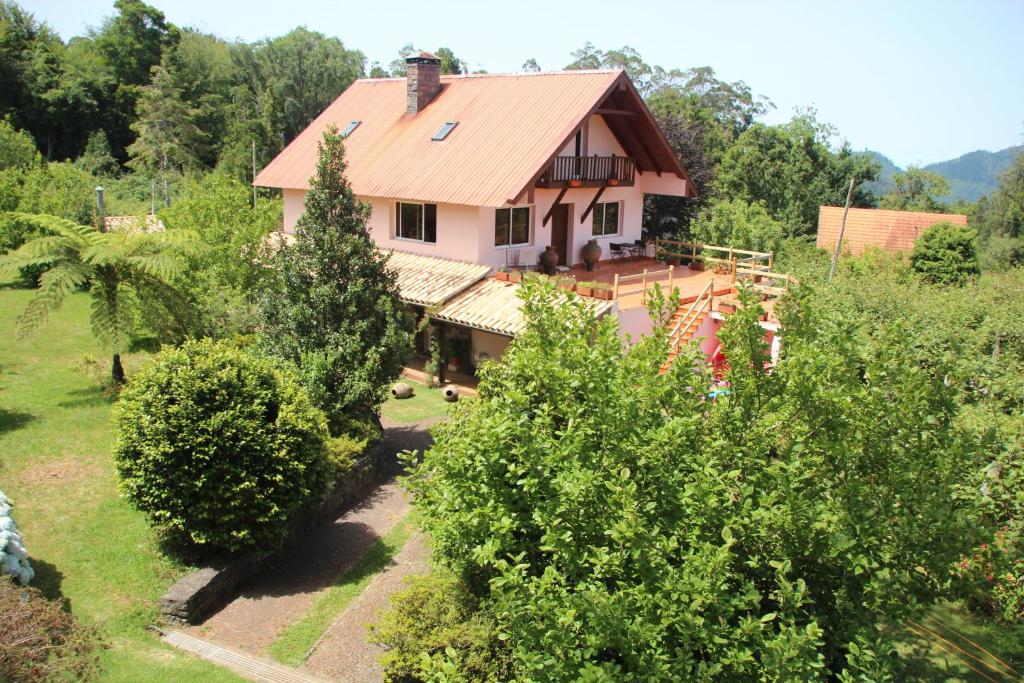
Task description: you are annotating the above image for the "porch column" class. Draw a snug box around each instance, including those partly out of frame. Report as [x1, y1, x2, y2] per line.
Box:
[434, 321, 447, 385]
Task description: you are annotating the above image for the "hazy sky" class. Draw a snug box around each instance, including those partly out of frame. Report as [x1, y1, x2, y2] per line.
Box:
[26, 0, 1024, 167]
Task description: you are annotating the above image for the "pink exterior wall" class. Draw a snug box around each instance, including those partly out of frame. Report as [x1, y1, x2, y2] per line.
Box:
[363, 197, 482, 262]
[616, 304, 656, 343]
[283, 188, 305, 231]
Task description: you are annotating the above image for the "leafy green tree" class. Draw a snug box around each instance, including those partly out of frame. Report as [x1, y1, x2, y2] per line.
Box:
[910, 221, 980, 285]
[114, 339, 333, 554]
[690, 198, 786, 252]
[0, 117, 39, 170]
[387, 43, 417, 77]
[880, 167, 950, 212]
[521, 58, 541, 72]
[404, 279, 981, 679]
[717, 111, 879, 235]
[435, 46, 465, 75]
[0, 214, 195, 383]
[91, 0, 178, 86]
[157, 173, 281, 339]
[259, 127, 412, 433]
[127, 63, 205, 176]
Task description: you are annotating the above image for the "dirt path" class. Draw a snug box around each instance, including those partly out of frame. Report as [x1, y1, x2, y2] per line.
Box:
[187, 417, 439, 657]
[303, 532, 430, 682]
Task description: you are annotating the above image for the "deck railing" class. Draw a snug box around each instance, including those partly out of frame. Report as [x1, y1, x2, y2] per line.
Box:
[537, 155, 636, 187]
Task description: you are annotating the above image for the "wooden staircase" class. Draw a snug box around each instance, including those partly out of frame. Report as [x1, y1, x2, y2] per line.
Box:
[661, 281, 714, 373]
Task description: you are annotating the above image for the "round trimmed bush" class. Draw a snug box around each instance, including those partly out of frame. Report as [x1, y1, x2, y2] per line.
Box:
[114, 339, 333, 554]
[910, 221, 980, 285]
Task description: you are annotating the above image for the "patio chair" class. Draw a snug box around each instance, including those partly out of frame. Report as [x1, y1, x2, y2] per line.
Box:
[609, 242, 627, 260]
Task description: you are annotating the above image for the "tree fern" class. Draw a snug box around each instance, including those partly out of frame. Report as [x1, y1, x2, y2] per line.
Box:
[0, 213, 196, 383]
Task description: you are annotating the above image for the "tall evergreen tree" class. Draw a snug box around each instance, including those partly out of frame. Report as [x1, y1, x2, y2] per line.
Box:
[126, 63, 204, 176]
[259, 127, 413, 433]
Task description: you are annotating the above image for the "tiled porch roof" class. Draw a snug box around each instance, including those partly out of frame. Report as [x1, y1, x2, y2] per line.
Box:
[382, 249, 492, 307]
[434, 277, 615, 337]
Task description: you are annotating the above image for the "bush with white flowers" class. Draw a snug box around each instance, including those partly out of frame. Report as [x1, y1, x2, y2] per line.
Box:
[0, 490, 33, 585]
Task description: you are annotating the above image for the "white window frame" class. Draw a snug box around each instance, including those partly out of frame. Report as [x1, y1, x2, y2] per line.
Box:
[592, 201, 621, 238]
[396, 201, 437, 244]
[494, 205, 533, 249]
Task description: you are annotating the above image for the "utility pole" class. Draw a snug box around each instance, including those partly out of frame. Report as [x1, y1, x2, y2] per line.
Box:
[828, 177, 856, 283]
[96, 186, 106, 233]
[252, 140, 257, 209]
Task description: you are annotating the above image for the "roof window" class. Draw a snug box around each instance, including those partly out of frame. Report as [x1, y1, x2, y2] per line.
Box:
[340, 120, 360, 137]
[431, 121, 458, 141]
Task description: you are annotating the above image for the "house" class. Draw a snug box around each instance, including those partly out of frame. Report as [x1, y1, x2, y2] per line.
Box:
[256, 52, 779, 375]
[817, 206, 968, 256]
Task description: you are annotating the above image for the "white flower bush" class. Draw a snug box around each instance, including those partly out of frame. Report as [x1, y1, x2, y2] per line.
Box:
[0, 490, 33, 585]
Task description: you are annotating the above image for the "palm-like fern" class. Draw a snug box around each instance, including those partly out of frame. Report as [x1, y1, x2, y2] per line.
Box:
[0, 213, 197, 383]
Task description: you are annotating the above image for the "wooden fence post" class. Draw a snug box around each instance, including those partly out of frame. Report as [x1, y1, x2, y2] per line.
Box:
[641, 269, 649, 304]
[667, 264, 674, 293]
[613, 273, 620, 300]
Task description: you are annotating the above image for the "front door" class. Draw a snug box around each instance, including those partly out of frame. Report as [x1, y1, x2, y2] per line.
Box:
[551, 204, 570, 266]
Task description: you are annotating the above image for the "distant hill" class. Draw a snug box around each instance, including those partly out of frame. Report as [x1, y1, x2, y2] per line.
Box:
[857, 146, 1023, 203]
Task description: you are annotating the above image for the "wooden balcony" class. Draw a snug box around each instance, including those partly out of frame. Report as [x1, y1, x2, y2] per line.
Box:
[536, 155, 636, 189]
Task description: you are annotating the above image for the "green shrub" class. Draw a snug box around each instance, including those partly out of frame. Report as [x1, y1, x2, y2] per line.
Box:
[689, 197, 786, 253]
[0, 211, 52, 285]
[114, 339, 333, 554]
[910, 221, 980, 285]
[16, 163, 97, 226]
[980, 234, 1024, 271]
[406, 280, 981, 678]
[370, 571, 512, 682]
[0, 118, 39, 171]
[0, 580, 103, 682]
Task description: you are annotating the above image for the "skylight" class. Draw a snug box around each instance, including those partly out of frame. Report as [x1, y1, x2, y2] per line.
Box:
[431, 121, 458, 141]
[340, 120, 360, 137]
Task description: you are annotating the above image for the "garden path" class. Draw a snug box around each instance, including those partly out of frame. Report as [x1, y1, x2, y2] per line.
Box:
[302, 532, 430, 681]
[185, 417, 440, 658]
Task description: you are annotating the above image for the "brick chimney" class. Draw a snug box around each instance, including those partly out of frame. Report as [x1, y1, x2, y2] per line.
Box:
[406, 51, 441, 114]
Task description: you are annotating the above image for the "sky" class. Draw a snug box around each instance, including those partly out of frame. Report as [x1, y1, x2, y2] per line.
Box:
[25, 0, 1024, 168]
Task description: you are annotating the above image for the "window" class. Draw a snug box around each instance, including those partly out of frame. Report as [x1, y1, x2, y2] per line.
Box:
[592, 201, 620, 237]
[397, 202, 437, 243]
[431, 121, 458, 141]
[495, 207, 531, 247]
[340, 120, 360, 137]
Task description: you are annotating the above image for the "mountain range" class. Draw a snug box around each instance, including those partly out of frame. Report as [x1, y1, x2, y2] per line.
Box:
[859, 146, 1022, 204]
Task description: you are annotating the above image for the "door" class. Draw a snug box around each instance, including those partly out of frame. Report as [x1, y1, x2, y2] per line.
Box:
[551, 204, 570, 266]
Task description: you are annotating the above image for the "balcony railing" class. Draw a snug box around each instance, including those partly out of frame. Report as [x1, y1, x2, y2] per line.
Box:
[536, 155, 636, 188]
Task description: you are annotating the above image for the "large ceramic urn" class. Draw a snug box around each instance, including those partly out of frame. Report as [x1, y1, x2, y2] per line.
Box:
[539, 245, 559, 275]
[581, 239, 602, 271]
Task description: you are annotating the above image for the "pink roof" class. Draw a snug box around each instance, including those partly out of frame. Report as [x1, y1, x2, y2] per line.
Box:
[816, 206, 968, 255]
[255, 70, 689, 207]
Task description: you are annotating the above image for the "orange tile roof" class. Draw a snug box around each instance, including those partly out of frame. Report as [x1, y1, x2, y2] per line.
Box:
[816, 206, 968, 255]
[254, 70, 687, 207]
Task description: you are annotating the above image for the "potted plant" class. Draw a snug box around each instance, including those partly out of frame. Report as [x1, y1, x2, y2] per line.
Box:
[690, 259, 705, 271]
[718, 301, 737, 314]
[592, 282, 613, 300]
[607, 177, 619, 186]
[581, 239, 601, 272]
[507, 270, 522, 284]
[664, 254, 681, 267]
[495, 266, 509, 281]
[568, 178, 582, 188]
[556, 274, 575, 291]
[576, 281, 594, 297]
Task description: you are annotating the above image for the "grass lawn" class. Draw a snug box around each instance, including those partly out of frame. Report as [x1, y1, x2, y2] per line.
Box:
[0, 286, 242, 682]
[380, 379, 454, 423]
[894, 601, 1024, 682]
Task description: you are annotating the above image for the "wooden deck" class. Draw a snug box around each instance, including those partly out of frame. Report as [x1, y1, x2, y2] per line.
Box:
[569, 257, 732, 310]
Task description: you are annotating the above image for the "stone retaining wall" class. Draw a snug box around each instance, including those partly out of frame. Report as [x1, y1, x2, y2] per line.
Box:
[158, 440, 399, 624]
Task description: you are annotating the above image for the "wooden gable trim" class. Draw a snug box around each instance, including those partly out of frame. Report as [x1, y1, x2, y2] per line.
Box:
[542, 187, 568, 227]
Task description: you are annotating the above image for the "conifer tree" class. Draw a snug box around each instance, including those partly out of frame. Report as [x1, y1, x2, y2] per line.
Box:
[259, 126, 413, 433]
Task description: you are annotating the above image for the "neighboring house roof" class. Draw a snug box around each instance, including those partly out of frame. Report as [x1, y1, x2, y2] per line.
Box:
[817, 206, 968, 255]
[433, 277, 615, 337]
[382, 249, 492, 306]
[255, 70, 690, 207]
[104, 215, 165, 233]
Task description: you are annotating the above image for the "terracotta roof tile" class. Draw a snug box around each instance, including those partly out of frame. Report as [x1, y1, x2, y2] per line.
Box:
[816, 206, 968, 255]
[382, 249, 491, 306]
[434, 277, 614, 337]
